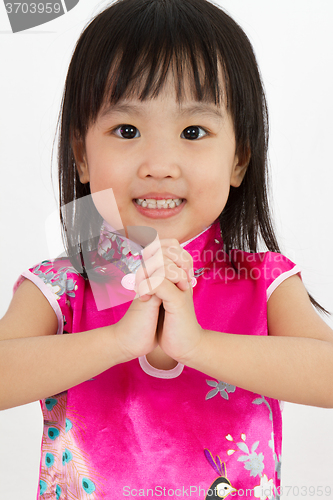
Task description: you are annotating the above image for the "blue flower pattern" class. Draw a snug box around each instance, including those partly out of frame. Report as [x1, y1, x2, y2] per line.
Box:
[237, 440, 265, 477]
[31, 262, 79, 300]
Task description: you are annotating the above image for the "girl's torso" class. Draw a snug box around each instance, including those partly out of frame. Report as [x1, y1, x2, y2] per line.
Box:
[15, 219, 300, 499]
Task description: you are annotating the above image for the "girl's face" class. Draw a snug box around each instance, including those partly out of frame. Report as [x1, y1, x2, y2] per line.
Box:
[74, 73, 248, 244]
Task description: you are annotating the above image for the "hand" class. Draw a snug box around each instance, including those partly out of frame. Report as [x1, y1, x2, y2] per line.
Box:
[113, 292, 162, 362]
[134, 238, 204, 363]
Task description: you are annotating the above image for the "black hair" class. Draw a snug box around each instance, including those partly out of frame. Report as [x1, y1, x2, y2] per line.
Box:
[57, 0, 329, 314]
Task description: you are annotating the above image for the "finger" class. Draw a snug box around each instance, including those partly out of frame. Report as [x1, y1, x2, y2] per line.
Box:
[137, 255, 189, 294]
[138, 271, 193, 311]
[135, 251, 165, 294]
[138, 260, 189, 297]
[165, 246, 194, 283]
[140, 234, 165, 265]
[161, 258, 190, 291]
[143, 239, 194, 283]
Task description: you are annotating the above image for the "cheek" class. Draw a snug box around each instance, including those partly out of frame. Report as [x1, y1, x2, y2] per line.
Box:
[85, 133, 113, 189]
[86, 155, 115, 193]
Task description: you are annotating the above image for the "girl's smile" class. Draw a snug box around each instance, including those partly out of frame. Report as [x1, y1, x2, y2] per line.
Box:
[133, 197, 186, 219]
[74, 74, 249, 244]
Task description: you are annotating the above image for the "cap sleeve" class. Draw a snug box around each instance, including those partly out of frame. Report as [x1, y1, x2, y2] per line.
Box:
[13, 259, 82, 335]
[264, 252, 302, 301]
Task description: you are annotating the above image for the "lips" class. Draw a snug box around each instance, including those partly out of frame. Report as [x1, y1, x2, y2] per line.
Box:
[133, 198, 186, 218]
[133, 192, 185, 200]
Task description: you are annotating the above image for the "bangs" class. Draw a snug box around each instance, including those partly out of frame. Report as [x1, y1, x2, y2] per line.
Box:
[103, 29, 227, 107]
[69, 0, 231, 137]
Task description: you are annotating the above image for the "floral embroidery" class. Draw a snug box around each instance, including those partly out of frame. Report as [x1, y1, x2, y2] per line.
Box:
[237, 439, 264, 477]
[252, 396, 273, 421]
[253, 474, 274, 500]
[32, 262, 79, 300]
[97, 223, 142, 274]
[230, 434, 265, 478]
[205, 380, 236, 400]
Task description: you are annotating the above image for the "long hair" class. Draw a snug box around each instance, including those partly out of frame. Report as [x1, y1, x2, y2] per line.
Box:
[57, 0, 328, 314]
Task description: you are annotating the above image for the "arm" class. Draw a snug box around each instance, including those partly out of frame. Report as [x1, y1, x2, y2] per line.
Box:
[0, 279, 127, 410]
[180, 275, 333, 408]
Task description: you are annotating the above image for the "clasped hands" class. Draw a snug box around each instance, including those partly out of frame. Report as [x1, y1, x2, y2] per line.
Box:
[135, 238, 204, 363]
[114, 237, 204, 365]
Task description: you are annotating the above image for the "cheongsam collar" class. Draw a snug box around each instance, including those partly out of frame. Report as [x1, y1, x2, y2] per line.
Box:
[96, 218, 224, 277]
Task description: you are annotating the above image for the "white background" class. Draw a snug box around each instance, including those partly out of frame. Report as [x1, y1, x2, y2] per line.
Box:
[0, 1, 332, 498]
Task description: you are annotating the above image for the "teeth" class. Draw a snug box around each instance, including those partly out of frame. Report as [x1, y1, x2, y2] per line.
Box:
[136, 198, 183, 209]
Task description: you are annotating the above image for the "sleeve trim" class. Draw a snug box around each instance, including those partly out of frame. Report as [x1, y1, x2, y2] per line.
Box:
[266, 264, 302, 302]
[14, 270, 64, 335]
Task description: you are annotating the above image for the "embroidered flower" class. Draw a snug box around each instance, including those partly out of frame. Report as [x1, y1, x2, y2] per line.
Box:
[244, 452, 264, 477]
[32, 264, 79, 299]
[237, 439, 265, 477]
[205, 380, 236, 400]
[253, 474, 274, 500]
[97, 225, 142, 274]
[98, 234, 113, 254]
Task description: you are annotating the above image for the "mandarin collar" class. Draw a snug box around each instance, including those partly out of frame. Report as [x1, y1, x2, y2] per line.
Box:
[180, 219, 224, 271]
[96, 218, 224, 275]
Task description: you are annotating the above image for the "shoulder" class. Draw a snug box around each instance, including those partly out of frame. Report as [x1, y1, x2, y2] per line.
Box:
[0, 257, 82, 341]
[228, 249, 301, 298]
[267, 272, 333, 341]
[13, 257, 84, 335]
[19, 258, 83, 298]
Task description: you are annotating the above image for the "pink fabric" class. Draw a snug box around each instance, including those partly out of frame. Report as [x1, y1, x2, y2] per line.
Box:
[15, 219, 301, 499]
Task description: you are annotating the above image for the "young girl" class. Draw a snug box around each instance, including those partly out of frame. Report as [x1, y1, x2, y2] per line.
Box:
[1, 0, 333, 498]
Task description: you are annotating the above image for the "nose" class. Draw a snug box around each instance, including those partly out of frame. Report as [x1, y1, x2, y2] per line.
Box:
[136, 138, 182, 179]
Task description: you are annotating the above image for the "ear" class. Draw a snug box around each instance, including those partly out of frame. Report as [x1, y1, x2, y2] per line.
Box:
[71, 134, 90, 184]
[230, 145, 251, 188]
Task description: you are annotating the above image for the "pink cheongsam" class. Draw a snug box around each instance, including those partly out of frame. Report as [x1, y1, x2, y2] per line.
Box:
[14, 218, 301, 499]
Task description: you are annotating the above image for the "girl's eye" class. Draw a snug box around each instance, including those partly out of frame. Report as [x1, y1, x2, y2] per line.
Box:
[113, 125, 140, 139]
[112, 125, 208, 140]
[181, 126, 208, 140]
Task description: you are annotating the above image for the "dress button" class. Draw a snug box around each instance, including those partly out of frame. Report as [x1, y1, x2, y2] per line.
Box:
[121, 273, 136, 290]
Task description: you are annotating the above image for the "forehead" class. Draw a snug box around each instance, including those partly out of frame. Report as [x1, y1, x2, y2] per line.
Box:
[100, 61, 227, 120]
[99, 100, 226, 126]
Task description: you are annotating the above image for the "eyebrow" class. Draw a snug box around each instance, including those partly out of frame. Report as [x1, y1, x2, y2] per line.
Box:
[100, 102, 224, 121]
